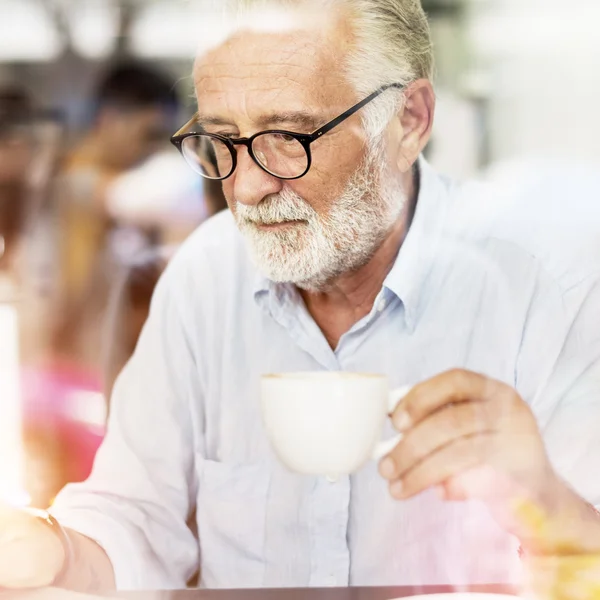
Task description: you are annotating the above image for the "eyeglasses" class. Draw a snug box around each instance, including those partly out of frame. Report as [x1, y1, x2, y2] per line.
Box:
[170, 83, 404, 181]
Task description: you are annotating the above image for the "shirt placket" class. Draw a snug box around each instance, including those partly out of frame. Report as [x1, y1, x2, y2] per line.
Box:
[262, 284, 363, 587]
[308, 475, 351, 587]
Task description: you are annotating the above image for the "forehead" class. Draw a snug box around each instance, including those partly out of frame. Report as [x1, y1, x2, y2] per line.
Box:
[193, 21, 355, 119]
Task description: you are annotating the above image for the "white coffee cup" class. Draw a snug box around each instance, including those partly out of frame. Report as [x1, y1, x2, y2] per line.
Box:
[260, 371, 411, 476]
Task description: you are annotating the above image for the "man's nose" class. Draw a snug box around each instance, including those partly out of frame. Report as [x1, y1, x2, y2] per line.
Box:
[231, 145, 282, 207]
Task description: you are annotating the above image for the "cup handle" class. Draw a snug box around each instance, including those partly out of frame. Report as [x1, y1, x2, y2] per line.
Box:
[371, 385, 412, 461]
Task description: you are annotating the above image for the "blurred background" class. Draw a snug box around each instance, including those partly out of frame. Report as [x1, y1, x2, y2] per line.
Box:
[0, 0, 599, 508]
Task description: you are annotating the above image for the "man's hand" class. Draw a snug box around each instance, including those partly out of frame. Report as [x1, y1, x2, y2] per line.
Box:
[378, 369, 600, 553]
[0, 504, 65, 589]
[379, 369, 552, 501]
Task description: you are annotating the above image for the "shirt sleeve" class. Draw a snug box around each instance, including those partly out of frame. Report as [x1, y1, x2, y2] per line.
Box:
[521, 277, 600, 507]
[50, 260, 201, 590]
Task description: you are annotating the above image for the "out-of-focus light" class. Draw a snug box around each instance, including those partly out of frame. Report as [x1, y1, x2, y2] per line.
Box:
[0, 0, 62, 62]
[130, 0, 331, 61]
[66, 390, 107, 434]
[130, 2, 205, 59]
[469, 3, 600, 57]
[68, 2, 119, 60]
[1, 490, 31, 509]
[106, 151, 206, 228]
[0, 302, 25, 504]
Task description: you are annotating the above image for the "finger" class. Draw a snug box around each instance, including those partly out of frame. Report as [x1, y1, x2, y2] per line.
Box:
[391, 369, 511, 430]
[388, 433, 495, 499]
[381, 401, 498, 480]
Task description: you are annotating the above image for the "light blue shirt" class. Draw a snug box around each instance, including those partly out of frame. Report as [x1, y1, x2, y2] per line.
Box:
[52, 158, 600, 590]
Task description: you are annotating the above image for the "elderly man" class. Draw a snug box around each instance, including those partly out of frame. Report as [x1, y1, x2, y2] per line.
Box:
[2, 0, 600, 592]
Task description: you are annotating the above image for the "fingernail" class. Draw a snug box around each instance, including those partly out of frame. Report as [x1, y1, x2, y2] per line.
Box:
[379, 457, 396, 479]
[390, 480, 404, 498]
[394, 410, 412, 431]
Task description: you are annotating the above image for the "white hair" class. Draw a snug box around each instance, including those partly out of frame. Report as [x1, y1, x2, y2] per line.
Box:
[215, 0, 434, 142]
[341, 0, 434, 141]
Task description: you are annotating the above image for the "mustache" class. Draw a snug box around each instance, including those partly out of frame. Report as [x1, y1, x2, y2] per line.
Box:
[235, 191, 316, 225]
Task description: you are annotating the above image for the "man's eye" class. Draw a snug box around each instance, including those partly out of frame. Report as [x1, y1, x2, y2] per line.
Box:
[275, 134, 296, 143]
[204, 132, 236, 139]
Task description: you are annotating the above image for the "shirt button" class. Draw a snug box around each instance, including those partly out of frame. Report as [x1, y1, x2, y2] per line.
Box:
[377, 299, 387, 313]
[326, 474, 339, 483]
[326, 575, 337, 587]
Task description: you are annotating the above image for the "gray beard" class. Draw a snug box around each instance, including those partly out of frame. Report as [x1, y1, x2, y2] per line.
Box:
[234, 149, 407, 291]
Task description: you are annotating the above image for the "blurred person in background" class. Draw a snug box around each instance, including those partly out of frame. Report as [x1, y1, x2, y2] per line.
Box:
[0, 85, 64, 358]
[0, 87, 69, 509]
[104, 172, 227, 404]
[0, 87, 35, 278]
[52, 62, 179, 371]
[22, 64, 181, 507]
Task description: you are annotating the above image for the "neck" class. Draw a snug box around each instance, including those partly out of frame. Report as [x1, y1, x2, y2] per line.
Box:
[300, 167, 418, 349]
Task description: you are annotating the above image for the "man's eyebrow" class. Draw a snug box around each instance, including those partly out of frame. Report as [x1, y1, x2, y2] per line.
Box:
[195, 115, 234, 128]
[195, 111, 324, 132]
[255, 111, 324, 131]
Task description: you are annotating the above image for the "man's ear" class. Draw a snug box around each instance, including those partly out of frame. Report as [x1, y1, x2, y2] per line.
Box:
[389, 79, 436, 174]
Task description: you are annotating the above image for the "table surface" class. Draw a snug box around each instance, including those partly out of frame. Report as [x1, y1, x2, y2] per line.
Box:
[0, 585, 519, 600]
[111, 585, 518, 600]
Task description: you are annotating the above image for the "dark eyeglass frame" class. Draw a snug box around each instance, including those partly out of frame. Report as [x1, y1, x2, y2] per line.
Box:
[170, 82, 404, 181]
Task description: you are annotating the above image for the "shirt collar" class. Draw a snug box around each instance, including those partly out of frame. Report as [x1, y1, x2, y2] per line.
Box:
[383, 156, 450, 331]
[253, 273, 293, 322]
[253, 156, 451, 330]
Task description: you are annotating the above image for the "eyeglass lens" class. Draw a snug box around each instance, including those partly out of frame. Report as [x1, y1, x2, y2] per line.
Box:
[181, 132, 309, 180]
[181, 135, 233, 179]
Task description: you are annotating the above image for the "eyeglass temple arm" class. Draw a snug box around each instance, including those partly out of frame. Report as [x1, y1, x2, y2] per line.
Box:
[310, 83, 405, 140]
[172, 112, 200, 138]
[173, 82, 404, 140]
